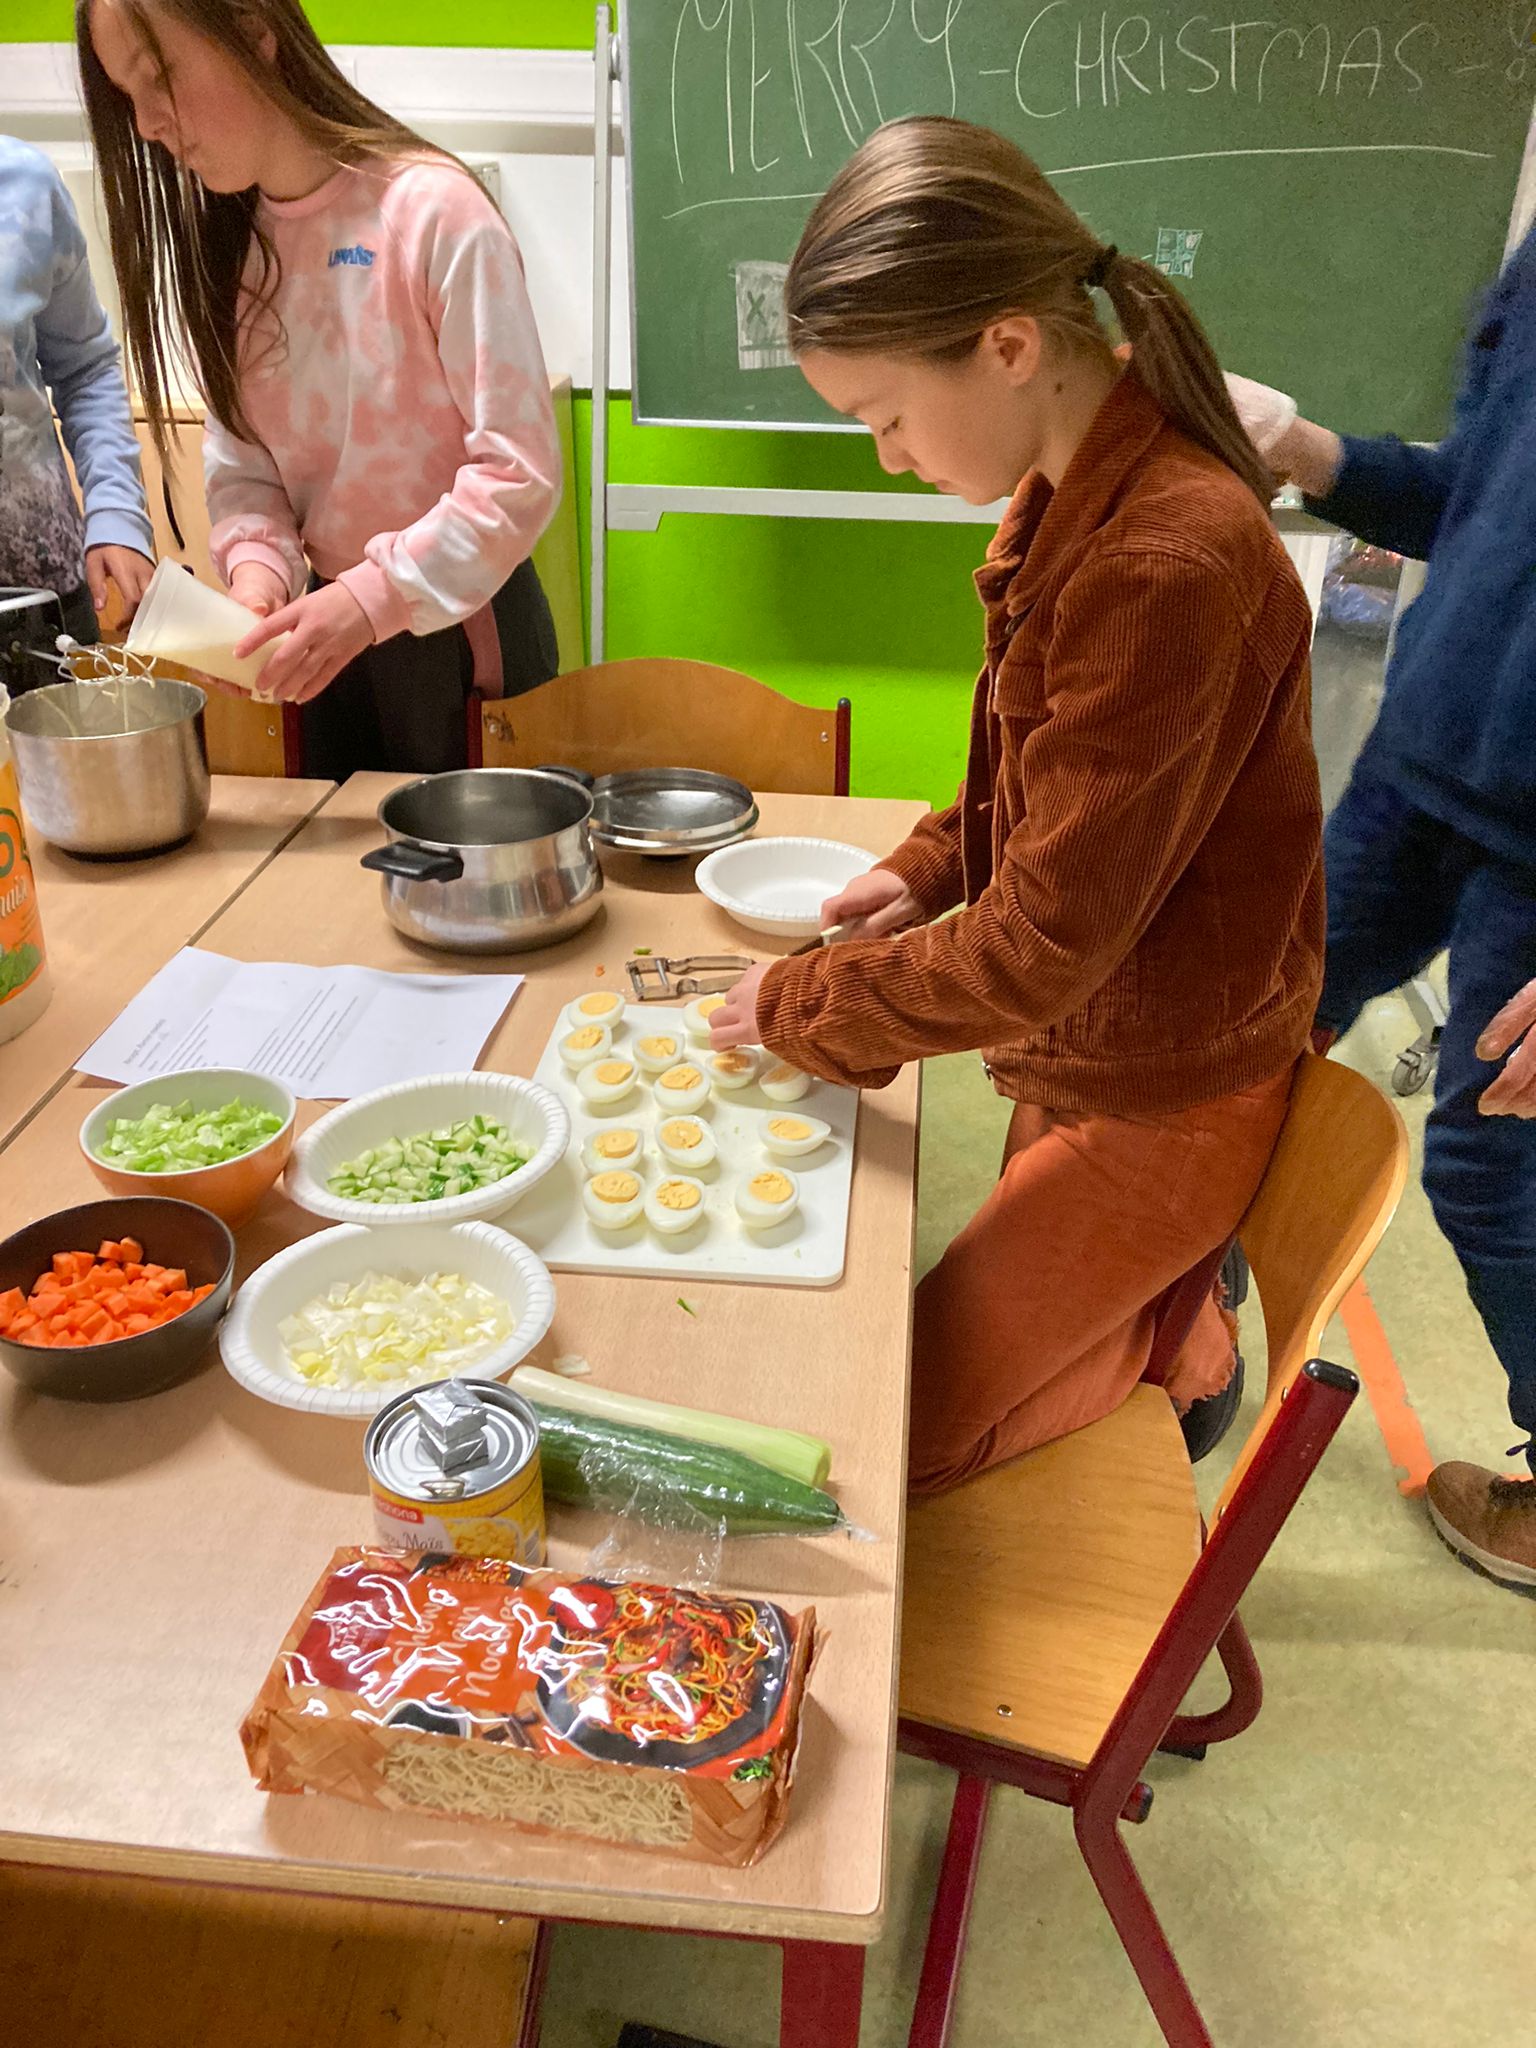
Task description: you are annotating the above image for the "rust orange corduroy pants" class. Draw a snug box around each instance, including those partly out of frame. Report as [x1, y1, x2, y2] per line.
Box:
[908, 1064, 1296, 1495]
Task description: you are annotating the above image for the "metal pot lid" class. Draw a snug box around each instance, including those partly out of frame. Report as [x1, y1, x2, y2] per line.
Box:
[588, 768, 757, 847]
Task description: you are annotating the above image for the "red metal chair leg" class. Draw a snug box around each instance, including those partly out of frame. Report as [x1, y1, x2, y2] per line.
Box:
[908, 1773, 992, 2048]
[514, 1918, 554, 2048]
[780, 1938, 865, 2048]
[1073, 1807, 1213, 2048]
[1162, 1609, 1264, 1754]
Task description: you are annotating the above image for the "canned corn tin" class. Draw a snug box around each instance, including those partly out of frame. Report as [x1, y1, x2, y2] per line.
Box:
[364, 1378, 546, 1565]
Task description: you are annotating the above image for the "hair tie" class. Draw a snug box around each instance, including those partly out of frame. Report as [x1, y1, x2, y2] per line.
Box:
[1084, 244, 1119, 290]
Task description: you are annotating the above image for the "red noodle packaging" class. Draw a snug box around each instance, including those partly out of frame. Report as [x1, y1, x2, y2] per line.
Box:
[241, 1548, 816, 1867]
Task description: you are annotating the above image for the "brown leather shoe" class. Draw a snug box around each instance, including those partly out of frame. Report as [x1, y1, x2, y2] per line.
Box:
[1426, 1461, 1536, 1594]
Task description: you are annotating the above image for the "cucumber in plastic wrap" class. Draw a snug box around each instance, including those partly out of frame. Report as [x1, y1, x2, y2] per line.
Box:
[529, 1400, 846, 1536]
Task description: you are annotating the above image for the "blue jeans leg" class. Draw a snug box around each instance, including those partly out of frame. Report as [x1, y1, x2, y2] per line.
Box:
[1317, 760, 1470, 1035]
[1422, 859, 1536, 1470]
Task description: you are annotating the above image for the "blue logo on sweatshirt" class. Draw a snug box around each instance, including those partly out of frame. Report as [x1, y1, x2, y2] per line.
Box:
[328, 244, 375, 269]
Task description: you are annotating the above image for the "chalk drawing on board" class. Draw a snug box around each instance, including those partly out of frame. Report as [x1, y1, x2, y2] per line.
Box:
[1154, 228, 1204, 279]
[733, 259, 794, 371]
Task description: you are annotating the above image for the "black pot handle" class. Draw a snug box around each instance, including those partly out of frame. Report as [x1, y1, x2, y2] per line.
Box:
[538, 763, 595, 791]
[362, 841, 465, 884]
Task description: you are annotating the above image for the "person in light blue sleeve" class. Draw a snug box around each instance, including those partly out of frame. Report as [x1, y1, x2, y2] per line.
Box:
[1, 134, 155, 646]
[1228, 219, 1536, 1596]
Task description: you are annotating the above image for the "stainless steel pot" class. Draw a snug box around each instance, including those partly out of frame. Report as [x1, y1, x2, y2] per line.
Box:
[363, 768, 603, 954]
[5, 675, 210, 858]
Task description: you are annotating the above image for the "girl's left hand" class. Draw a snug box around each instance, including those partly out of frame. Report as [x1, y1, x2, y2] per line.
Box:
[234, 582, 374, 703]
[709, 963, 770, 1050]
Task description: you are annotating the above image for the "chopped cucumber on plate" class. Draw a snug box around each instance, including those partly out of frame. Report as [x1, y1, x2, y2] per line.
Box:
[327, 1113, 532, 1204]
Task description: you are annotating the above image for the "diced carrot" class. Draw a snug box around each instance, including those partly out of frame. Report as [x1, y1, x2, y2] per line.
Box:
[157, 1268, 188, 1294]
[123, 1313, 153, 1333]
[121, 1263, 144, 1282]
[190, 1284, 215, 1306]
[8, 1241, 210, 1347]
[97, 1240, 122, 1263]
[161, 1289, 195, 1313]
[117, 1237, 143, 1264]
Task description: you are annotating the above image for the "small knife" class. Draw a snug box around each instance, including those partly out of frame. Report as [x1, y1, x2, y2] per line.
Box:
[786, 922, 847, 959]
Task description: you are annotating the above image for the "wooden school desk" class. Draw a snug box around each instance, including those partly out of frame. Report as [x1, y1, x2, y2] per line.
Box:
[0, 775, 927, 2048]
[1, 775, 333, 1150]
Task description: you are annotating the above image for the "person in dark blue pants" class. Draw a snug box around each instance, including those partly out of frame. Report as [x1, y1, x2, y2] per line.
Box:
[1229, 220, 1536, 1594]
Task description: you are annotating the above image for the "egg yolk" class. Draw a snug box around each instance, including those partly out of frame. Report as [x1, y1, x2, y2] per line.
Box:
[591, 1171, 640, 1204]
[769, 1117, 812, 1142]
[765, 1064, 799, 1085]
[593, 1061, 632, 1086]
[566, 1026, 604, 1050]
[656, 1179, 702, 1211]
[696, 996, 724, 1017]
[595, 1128, 639, 1157]
[579, 993, 619, 1016]
[749, 1172, 794, 1206]
[640, 1035, 678, 1060]
[661, 1066, 704, 1090]
[713, 1051, 753, 1074]
[660, 1119, 703, 1149]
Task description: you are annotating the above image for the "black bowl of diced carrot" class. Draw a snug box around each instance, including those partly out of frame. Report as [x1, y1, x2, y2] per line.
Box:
[0, 1198, 236, 1401]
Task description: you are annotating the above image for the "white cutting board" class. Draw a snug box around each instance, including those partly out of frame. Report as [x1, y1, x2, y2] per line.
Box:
[507, 1006, 858, 1288]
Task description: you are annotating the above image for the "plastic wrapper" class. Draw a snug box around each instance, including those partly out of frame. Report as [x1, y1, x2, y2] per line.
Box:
[242, 1547, 815, 1868]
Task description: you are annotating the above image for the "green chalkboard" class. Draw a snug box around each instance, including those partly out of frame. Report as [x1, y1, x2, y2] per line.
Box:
[623, 2, 1535, 437]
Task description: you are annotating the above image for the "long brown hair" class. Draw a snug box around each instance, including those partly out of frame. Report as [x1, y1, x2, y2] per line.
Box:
[76, 0, 460, 461]
[786, 117, 1274, 507]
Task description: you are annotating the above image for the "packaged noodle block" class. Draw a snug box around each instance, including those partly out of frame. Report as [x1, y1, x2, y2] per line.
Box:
[242, 1548, 816, 1869]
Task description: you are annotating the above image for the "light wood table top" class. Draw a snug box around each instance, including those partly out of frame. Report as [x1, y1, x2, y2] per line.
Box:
[1, 776, 332, 1150]
[0, 775, 927, 1946]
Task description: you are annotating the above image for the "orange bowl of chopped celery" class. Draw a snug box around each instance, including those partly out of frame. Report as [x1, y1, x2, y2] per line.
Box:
[80, 1069, 297, 1229]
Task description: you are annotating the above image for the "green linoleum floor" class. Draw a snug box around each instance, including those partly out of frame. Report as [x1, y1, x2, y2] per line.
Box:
[539, 995, 1536, 2048]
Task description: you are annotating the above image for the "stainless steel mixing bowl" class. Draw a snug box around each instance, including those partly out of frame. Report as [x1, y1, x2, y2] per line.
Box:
[5, 675, 210, 858]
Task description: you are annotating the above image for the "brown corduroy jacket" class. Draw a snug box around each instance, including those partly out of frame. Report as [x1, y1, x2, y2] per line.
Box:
[757, 374, 1325, 1117]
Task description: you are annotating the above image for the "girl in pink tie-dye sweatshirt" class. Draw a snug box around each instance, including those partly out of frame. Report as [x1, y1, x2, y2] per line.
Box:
[78, 0, 562, 777]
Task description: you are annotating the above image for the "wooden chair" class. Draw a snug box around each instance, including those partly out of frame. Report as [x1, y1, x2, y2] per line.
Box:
[897, 1054, 1410, 2048]
[474, 657, 852, 795]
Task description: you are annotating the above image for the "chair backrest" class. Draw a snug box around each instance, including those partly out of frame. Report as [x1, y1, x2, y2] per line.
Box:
[477, 658, 851, 796]
[1216, 1053, 1410, 1516]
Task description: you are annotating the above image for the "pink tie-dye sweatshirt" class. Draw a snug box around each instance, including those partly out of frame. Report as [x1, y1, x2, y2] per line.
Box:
[206, 155, 560, 648]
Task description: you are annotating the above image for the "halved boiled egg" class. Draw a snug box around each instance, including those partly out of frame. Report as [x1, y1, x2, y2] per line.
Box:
[558, 1021, 613, 1070]
[761, 1112, 832, 1160]
[709, 1046, 759, 1093]
[653, 1063, 711, 1116]
[582, 1125, 643, 1175]
[735, 1167, 800, 1230]
[581, 1168, 644, 1230]
[577, 1057, 639, 1108]
[655, 1116, 718, 1171]
[760, 1060, 811, 1104]
[564, 988, 626, 1033]
[645, 1175, 707, 1236]
[633, 1029, 684, 1075]
[684, 993, 728, 1043]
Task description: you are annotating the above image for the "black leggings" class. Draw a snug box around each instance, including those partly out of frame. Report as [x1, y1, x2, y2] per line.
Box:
[299, 558, 559, 781]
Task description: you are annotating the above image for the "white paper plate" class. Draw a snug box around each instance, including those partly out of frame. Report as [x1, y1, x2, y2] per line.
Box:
[695, 837, 877, 937]
[284, 1071, 569, 1227]
[219, 1218, 556, 1417]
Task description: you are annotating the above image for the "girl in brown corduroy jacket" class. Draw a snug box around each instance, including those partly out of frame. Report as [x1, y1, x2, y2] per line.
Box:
[711, 118, 1324, 1494]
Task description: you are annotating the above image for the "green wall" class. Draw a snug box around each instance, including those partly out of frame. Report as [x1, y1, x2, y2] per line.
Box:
[581, 403, 979, 809]
[13, 1, 597, 43]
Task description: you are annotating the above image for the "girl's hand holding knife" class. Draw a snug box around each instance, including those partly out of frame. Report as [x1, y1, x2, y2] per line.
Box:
[709, 869, 920, 1050]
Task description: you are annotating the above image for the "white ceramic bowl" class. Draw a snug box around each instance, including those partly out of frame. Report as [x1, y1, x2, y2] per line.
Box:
[284, 1072, 569, 1227]
[695, 837, 878, 938]
[218, 1218, 556, 1417]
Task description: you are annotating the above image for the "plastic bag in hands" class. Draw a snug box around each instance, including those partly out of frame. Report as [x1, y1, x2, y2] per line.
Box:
[1224, 371, 1299, 457]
